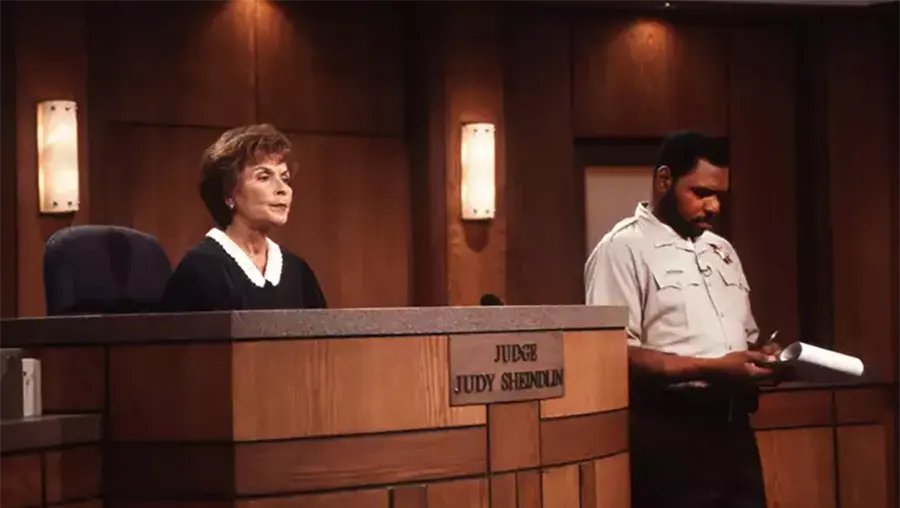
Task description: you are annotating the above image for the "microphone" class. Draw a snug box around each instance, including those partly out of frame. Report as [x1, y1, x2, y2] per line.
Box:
[479, 293, 505, 306]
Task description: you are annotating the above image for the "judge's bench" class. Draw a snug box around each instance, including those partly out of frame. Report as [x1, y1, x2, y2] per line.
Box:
[0, 306, 893, 508]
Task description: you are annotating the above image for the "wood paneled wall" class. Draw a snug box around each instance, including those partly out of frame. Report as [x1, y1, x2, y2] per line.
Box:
[91, 0, 411, 311]
[1, 445, 102, 508]
[8, 0, 411, 315]
[8, 1, 90, 318]
[509, 12, 799, 312]
[572, 18, 729, 138]
[1, 1, 17, 318]
[505, 8, 582, 306]
[408, 3, 508, 307]
[728, 25, 800, 346]
[824, 17, 897, 381]
[500, 4, 897, 385]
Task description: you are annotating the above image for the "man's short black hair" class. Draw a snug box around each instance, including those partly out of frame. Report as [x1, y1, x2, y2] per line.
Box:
[655, 130, 728, 180]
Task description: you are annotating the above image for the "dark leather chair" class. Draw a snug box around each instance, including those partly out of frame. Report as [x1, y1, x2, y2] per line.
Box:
[43, 225, 172, 315]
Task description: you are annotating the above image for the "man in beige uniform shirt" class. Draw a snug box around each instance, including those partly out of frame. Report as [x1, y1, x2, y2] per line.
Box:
[585, 132, 781, 508]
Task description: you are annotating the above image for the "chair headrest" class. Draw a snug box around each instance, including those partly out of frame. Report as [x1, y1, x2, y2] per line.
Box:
[43, 225, 172, 315]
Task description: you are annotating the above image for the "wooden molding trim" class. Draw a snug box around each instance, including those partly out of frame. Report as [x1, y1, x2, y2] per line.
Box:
[540, 409, 628, 467]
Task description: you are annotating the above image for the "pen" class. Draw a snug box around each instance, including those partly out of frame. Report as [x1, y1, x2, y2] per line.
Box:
[761, 329, 780, 363]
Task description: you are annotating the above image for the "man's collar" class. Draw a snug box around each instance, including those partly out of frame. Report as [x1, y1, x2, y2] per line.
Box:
[635, 202, 721, 253]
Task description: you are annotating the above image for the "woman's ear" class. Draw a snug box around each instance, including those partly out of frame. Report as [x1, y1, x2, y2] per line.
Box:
[654, 165, 673, 193]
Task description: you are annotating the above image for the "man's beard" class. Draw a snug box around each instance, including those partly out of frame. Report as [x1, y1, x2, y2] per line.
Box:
[655, 191, 707, 240]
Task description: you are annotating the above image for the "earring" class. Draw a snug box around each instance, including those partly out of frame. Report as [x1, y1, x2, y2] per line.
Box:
[226, 200, 234, 210]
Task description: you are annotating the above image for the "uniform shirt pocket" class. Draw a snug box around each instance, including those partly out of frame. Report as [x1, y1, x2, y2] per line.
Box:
[646, 261, 703, 333]
[717, 265, 751, 324]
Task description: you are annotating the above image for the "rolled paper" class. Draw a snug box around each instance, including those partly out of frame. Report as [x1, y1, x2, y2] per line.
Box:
[779, 342, 865, 377]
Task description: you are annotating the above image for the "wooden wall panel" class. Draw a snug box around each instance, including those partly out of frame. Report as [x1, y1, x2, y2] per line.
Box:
[406, 3, 449, 307]
[835, 386, 893, 424]
[29, 346, 106, 413]
[272, 135, 411, 308]
[426, 477, 488, 508]
[753, 385, 896, 508]
[516, 471, 541, 508]
[837, 425, 889, 508]
[255, 1, 404, 135]
[0, 454, 42, 508]
[109, 344, 234, 442]
[407, 2, 507, 307]
[728, 26, 800, 346]
[540, 411, 628, 466]
[541, 465, 579, 508]
[96, 129, 410, 307]
[97, 125, 219, 262]
[96, 126, 410, 308]
[505, 11, 582, 305]
[572, 19, 728, 137]
[488, 402, 539, 472]
[826, 20, 896, 381]
[1, 445, 102, 508]
[752, 390, 832, 429]
[44, 446, 102, 504]
[241, 489, 388, 508]
[90, 0, 256, 127]
[233, 429, 487, 496]
[392, 486, 428, 508]
[82, 0, 411, 309]
[588, 453, 631, 508]
[14, 1, 90, 317]
[756, 428, 836, 508]
[889, 6, 900, 406]
[231, 337, 485, 440]
[443, 4, 507, 306]
[1, 1, 17, 317]
[540, 330, 629, 418]
[795, 23, 836, 351]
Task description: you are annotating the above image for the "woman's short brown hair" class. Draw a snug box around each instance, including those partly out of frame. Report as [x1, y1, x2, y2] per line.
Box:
[199, 123, 293, 229]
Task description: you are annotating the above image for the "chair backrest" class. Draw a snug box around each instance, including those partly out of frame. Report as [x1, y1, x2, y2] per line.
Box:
[43, 225, 172, 315]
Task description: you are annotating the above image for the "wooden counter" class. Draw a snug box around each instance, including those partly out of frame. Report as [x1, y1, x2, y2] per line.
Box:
[1, 306, 630, 508]
[4, 307, 893, 508]
[0, 414, 103, 508]
[754, 381, 897, 508]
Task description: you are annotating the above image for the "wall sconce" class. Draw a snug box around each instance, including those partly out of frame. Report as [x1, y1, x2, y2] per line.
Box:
[37, 100, 79, 214]
[460, 122, 496, 221]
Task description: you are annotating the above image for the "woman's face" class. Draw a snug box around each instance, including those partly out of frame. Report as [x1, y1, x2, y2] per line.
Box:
[229, 159, 292, 231]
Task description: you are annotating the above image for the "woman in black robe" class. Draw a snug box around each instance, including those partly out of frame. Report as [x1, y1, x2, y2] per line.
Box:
[162, 124, 327, 312]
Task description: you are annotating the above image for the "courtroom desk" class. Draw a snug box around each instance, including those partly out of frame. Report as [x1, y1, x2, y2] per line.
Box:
[753, 380, 897, 508]
[1, 306, 630, 508]
[1, 414, 103, 508]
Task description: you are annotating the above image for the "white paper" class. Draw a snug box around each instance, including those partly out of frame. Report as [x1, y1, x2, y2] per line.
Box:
[779, 342, 865, 377]
[21, 359, 42, 417]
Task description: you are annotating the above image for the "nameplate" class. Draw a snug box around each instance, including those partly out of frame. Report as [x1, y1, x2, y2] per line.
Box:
[448, 331, 565, 406]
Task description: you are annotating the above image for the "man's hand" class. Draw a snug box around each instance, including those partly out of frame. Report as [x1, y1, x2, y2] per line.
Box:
[712, 350, 777, 379]
[758, 341, 783, 358]
[629, 347, 778, 383]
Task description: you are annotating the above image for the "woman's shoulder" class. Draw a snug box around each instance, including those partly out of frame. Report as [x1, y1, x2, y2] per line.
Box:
[276, 244, 316, 273]
[274, 243, 327, 308]
[175, 237, 231, 270]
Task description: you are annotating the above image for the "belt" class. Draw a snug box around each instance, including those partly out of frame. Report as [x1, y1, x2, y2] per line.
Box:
[631, 385, 759, 424]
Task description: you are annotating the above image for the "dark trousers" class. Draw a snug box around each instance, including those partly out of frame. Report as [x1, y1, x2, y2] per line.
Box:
[629, 386, 767, 508]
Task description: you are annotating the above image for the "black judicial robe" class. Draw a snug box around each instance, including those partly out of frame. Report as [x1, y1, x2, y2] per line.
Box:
[161, 237, 327, 312]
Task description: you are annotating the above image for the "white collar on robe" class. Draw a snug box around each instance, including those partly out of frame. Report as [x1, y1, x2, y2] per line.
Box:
[206, 228, 283, 287]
